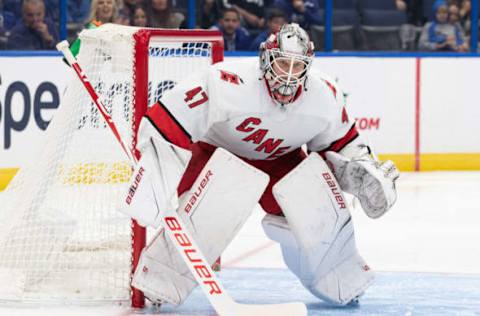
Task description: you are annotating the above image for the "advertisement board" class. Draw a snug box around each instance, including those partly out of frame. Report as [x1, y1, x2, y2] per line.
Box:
[1, 55, 479, 188]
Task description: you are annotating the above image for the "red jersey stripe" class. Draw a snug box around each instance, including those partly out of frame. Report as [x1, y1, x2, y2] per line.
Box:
[145, 102, 192, 150]
[319, 124, 359, 156]
[323, 79, 337, 99]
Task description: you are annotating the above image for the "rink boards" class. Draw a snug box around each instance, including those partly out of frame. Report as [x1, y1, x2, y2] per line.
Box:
[1, 55, 480, 189]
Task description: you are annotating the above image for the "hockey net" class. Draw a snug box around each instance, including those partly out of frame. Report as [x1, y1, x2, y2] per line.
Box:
[0, 24, 223, 307]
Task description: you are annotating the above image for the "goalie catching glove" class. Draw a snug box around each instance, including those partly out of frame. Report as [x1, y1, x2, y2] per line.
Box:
[325, 150, 399, 219]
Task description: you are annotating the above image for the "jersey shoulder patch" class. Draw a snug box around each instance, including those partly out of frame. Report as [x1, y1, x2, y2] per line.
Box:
[206, 60, 263, 122]
[209, 59, 257, 86]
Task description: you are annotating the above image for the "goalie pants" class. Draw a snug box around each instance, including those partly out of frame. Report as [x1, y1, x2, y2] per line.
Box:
[177, 141, 307, 216]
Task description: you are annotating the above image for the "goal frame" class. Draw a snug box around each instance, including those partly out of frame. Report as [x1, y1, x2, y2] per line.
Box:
[0, 26, 223, 308]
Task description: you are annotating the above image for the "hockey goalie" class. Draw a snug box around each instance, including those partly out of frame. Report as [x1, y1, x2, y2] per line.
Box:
[120, 23, 400, 307]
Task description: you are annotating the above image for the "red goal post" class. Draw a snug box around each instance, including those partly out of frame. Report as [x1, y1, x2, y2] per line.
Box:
[130, 27, 224, 308]
[0, 24, 223, 308]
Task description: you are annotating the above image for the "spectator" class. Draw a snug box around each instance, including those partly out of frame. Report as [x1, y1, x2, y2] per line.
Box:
[214, 8, 251, 51]
[131, 4, 149, 27]
[86, 0, 120, 26]
[249, 8, 286, 51]
[114, 0, 131, 25]
[3, 0, 64, 25]
[448, 2, 469, 48]
[449, 2, 461, 24]
[418, 0, 468, 52]
[198, 0, 221, 29]
[273, 0, 322, 30]
[146, 0, 185, 29]
[396, 0, 407, 11]
[6, 0, 58, 50]
[459, 0, 470, 19]
[70, 0, 120, 56]
[118, 0, 141, 25]
[224, 0, 265, 30]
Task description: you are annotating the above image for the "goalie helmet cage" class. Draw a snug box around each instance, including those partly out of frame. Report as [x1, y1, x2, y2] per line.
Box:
[0, 24, 223, 308]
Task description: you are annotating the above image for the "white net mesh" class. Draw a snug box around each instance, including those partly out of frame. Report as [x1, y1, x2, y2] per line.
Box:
[0, 24, 221, 304]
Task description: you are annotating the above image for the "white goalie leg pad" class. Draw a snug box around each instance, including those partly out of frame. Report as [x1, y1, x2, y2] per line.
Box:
[270, 153, 374, 305]
[261, 215, 372, 306]
[325, 151, 399, 219]
[132, 148, 269, 306]
[261, 215, 301, 278]
[117, 133, 191, 228]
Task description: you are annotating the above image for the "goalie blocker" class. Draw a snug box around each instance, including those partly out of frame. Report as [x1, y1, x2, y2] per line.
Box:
[326, 150, 399, 219]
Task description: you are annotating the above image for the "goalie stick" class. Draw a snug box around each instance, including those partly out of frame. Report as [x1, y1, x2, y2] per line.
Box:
[57, 40, 307, 316]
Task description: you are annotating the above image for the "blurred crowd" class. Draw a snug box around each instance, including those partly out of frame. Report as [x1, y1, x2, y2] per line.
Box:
[0, 0, 477, 52]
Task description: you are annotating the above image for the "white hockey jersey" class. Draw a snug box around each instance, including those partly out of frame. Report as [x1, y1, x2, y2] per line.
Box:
[146, 59, 359, 161]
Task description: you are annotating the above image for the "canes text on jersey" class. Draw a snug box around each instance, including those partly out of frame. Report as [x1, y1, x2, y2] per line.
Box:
[236, 117, 291, 159]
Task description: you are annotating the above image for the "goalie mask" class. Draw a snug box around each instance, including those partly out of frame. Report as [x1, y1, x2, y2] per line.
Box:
[260, 23, 314, 106]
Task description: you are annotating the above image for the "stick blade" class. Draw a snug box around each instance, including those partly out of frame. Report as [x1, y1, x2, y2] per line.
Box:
[233, 302, 307, 316]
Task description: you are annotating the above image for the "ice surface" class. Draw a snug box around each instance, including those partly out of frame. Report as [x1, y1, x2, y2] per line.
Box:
[2, 269, 479, 315]
[0, 171, 479, 315]
[160, 268, 480, 316]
